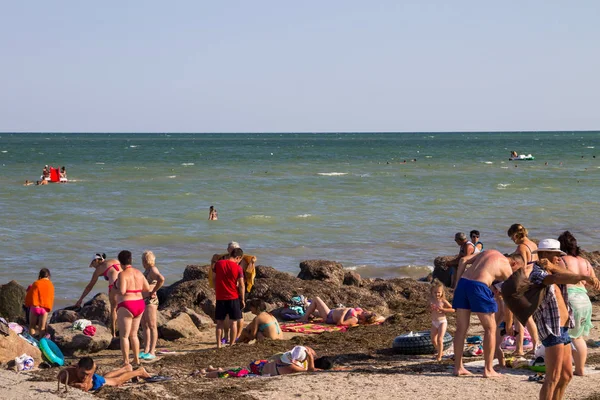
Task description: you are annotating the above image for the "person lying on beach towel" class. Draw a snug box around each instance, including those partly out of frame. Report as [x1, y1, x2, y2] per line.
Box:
[297, 296, 383, 326]
[57, 357, 150, 392]
[198, 346, 333, 378]
[238, 299, 283, 343]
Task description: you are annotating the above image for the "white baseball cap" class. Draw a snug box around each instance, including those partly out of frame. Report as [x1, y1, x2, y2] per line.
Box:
[533, 239, 567, 256]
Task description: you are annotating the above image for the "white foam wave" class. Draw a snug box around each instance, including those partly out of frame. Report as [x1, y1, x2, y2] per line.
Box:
[1, 151, 7, 153]
[168, 175, 177, 179]
[318, 172, 347, 176]
[484, 161, 493, 164]
[129, 145, 138, 148]
[248, 215, 272, 219]
[587, 146, 595, 149]
[296, 214, 312, 218]
[500, 166, 509, 169]
[181, 163, 195, 166]
[95, 162, 105, 165]
[497, 183, 511, 190]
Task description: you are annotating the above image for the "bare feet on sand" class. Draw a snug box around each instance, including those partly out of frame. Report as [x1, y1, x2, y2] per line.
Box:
[453, 367, 473, 376]
[483, 369, 502, 378]
[138, 367, 151, 379]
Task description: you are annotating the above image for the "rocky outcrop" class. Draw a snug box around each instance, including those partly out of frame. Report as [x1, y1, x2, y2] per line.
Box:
[297, 260, 345, 285]
[79, 293, 111, 327]
[0, 281, 26, 322]
[343, 271, 362, 287]
[182, 265, 210, 282]
[158, 312, 201, 340]
[0, 327, 43, 366]
[432, 255, 455, 287]
[48, 321, 112, 355]
[50, 309, 80, 324]
[159, 279, 216, 318]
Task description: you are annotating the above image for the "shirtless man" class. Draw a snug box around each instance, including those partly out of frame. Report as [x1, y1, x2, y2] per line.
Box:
[57, 357, 150, 393]
[452, 250, 523, 378]
[527, 239, 600, 400]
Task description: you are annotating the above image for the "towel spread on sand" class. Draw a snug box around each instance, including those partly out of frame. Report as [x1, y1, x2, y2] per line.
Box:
[280, 320, 349, 334]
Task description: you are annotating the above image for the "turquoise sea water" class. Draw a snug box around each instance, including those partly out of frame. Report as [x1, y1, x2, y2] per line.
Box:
[1, 132, 599, 308]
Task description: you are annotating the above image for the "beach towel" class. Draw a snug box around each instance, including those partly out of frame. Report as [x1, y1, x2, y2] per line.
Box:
[280, 320, 349, 334]
[24, 278, 55, 311]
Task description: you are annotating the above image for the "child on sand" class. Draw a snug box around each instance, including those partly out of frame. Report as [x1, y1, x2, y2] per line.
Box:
[57, 357, 150, 392]
[430, 279, 454, 361]
[24, 268, 54, 338]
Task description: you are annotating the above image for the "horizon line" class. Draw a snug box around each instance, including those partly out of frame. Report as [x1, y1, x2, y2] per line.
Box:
[1, 129, 599, 134]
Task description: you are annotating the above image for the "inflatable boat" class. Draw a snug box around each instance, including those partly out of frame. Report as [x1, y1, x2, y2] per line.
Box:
[41, 167, 68, 183]
[509, 154, 535, 161]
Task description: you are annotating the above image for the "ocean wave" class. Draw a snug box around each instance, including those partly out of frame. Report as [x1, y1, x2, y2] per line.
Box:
[248, 214, 272, 219]
[1, 151, 7, 153]
[168, 175, 177, 179]
[587, 146, 595, 149]
[181, 163, 195, 166]
[484, 161, 493, 164]
[296, 214, 312, 218]
[129, 145, 138, 148]
[318, 172, 347, 176]
[95, 162, 105, 165]
[497, 183, 510, 189]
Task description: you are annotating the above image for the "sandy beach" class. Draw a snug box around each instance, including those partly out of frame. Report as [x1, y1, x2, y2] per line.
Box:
[3, 302, 600, 400]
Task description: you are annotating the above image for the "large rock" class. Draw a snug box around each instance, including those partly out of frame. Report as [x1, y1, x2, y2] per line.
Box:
[50, 309, 80, 324]
[432, 255, 455, 287]
[79, 293, 111, 326]
[158, 312, 201, 340]
[343, 271, 362, 287]
[297, 260, 345, 285]
[159, 279, 216, 318]
[182, 265, 210, 282]
[0, 326, 43, 365]
[0, 281, 26, 322]
[181, 307, 214, 331]
[48, 321, 112, 355]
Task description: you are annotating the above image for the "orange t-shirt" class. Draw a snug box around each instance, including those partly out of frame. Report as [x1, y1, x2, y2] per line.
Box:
[25, 278, 55, 311]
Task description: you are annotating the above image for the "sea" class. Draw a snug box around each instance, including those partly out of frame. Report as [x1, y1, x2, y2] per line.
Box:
[1, 132, 599, 308]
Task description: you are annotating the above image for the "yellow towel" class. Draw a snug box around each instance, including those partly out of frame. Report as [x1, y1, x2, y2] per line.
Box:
[209, 254, 257, 293]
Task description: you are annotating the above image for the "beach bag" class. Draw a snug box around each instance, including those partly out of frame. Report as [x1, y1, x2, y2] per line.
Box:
[288, 295, 307, 316]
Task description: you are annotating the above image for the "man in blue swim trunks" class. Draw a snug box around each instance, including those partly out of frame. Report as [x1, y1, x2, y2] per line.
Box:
[452, 250, 523, 378]
[57, 357, 150, 392]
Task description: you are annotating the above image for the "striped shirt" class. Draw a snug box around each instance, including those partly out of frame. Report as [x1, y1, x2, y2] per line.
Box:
[529, 263, 574, 341]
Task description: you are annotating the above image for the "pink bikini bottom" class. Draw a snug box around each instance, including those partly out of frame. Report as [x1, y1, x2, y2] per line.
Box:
[117, 299, 145, 318]
[30, 306, 48, 316]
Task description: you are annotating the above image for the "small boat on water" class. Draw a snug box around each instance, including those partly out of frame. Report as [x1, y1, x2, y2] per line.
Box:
[41, 167, 68, 183]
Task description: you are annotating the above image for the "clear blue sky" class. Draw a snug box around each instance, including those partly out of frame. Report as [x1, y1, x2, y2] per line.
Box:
[1, 1, 599, 132]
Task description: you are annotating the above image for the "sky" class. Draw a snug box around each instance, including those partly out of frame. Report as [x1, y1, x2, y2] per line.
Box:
[1, 1, 599, 133]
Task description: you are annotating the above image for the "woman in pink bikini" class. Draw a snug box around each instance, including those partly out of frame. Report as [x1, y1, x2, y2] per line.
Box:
[75, 253, 122, 337]
[297, 296, 382, 325]
[114, 250, 152, 366]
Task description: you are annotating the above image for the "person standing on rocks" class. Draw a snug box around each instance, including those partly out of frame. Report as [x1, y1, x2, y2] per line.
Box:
[213, 247, 245, 348]
[452, 250, 523, 378]
[448, 232, 478, 288]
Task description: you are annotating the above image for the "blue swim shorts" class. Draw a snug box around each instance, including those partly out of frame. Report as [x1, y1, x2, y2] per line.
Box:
[452, 278, 497, 313]
[541, 327, 572, 348]
[91, 373, 106, 391]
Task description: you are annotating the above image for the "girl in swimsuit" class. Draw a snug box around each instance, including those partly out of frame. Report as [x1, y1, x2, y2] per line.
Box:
[507, 223, 541, 355]
[25, 268, 55, 338]
[429, 279, 454, 361]
[238, 299, 282, 343]
[140, 250, 165, 360]
[114, 250, 151, 366]
[297, 296, 382, 326]
[75, 253, 122, 337]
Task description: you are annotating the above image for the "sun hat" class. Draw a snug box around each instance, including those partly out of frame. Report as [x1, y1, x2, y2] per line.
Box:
[533, 239, 567, 256]
[279, 346, 308, 365]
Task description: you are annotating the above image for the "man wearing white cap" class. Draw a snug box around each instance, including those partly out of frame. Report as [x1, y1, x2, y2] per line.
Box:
[528, 239, 600, 400]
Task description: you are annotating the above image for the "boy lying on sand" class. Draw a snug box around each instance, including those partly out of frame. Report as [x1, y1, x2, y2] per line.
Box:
[57, 357, 150, 392]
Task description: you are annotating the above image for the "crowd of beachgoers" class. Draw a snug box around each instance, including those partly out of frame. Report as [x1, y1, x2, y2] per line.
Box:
[6, 223, 600, 400]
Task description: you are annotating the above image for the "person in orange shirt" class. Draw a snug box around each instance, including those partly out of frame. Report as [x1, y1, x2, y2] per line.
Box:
[25, 268, 55, 337]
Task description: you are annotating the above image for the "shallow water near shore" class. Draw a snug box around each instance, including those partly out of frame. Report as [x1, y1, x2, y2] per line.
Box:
[1, 131, 599, 308]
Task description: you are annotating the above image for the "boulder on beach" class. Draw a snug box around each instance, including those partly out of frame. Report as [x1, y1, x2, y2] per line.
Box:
[297, 260, 345, 285]
[158, 312, 201, 340]
[343, 271, 362, 287]
[79, 293, 111, 327]
[182, 264, 210, 282]
[48, 321, 112, 355]
[159, 279, 216, 318]
[50, 309, 80, 324]
[0, 326, 42, 366]
[432, 255, 455, 287]
[0, 280, 26, 322]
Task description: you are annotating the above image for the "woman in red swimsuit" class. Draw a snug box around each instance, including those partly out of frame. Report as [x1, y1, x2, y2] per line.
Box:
[114, 250, 151, 366]
[75, 253, 122, 337]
